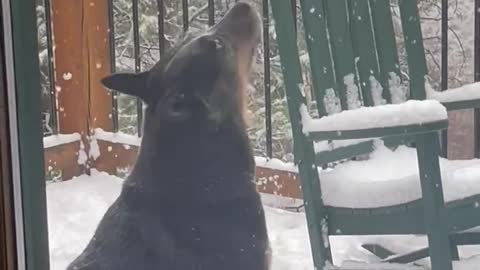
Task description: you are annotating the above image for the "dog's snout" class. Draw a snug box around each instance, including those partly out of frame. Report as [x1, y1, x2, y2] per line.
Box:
[213, 2, 260, 43]
[229, 2, 254, 18]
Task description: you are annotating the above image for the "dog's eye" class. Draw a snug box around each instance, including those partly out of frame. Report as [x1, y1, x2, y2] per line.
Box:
[199, 36, 223, 52]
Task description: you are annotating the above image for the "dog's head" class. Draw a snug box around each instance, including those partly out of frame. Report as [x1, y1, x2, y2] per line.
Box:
[101, 2, 261, 130]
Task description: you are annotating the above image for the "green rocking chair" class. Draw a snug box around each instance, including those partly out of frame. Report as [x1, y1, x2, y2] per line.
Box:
[270, 0, 480, 269]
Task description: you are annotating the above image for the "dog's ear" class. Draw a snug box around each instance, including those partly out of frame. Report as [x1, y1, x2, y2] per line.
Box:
[101, 71, 151, 101]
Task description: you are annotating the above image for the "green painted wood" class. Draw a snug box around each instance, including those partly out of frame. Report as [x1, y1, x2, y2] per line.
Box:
[361, 244, 396, 260]
[327, 200, 426, 235]
[299, 0, 337, 117]
[450, 240, 460, 261]
[316, 192, 480, 236]
[324, 0, 361, 110]
[445, 194, 480, 232]
[384, 247, 429, 264]
[369, 0, 402, 104]
[381, 238, 459, 263]
[9, 0, 50, 268]
[307, 120, 448, 141]
[415, 132, 453, 270]
[315, 140, 375, 165]
[348, 0, 380, 106]
[383, 133, 418, 148]
[451, 233, 480, 246]
[441, 98, 480, 111]
[314, 133, 420, 166]
[270, 1, 332, 267]
[399, 0, 428, 100]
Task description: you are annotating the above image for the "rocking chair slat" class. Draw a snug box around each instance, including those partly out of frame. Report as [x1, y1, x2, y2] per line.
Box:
[324, 0, 362, 110]
[348, 0, 380, 107]
[299, 0, 336, 117]
[398, 0, 428, 100]
[369, 0, 403, 104]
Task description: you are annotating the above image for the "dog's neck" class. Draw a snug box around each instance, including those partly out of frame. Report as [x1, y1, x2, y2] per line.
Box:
[125, 118, 256, 205]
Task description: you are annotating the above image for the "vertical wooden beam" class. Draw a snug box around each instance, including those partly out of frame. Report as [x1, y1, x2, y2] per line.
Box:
[86, 0, 115, 174]
[51, 0, 114, 176]
[86, 0, 113, 133]
[51, 0, 88, 179]
[51, 0, 88, 135]
[448, 0, 478, 160]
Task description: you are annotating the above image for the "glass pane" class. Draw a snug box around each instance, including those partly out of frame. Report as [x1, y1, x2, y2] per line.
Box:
[35, 0, 480, 269]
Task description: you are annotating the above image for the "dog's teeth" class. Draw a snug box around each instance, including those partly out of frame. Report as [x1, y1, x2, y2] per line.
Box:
[214, 38, 222, 49]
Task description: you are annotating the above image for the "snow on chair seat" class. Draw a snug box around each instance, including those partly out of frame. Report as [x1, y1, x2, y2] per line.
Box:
[320, 143, 480, 209]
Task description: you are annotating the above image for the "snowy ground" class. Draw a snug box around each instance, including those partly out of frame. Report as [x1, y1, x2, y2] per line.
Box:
[47, 171, 480, 270]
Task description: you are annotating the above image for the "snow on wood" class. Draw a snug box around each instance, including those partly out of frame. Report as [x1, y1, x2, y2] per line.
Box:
[323, 88, 342, 115]
[43, 133, 81, 149]
[388, 72, 408, 104]
[370, 75, 386, 106]
[88, 137, 101, 160]
[255, 156, 298, 173]
[77, 141, 88, 165]
[300, 100, 447, 134]
[93, 128, 141, 147]
[344, 74, 361, 109]
[426, 81, 480, 103]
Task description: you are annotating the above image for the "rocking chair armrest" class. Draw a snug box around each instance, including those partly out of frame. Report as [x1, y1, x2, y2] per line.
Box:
[427, 82, 480, 111]
[306, 120, 448, 141]
[301, 100, 448, 141]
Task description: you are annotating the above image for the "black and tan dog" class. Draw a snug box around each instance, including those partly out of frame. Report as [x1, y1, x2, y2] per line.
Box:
[67, 2, 270, 270]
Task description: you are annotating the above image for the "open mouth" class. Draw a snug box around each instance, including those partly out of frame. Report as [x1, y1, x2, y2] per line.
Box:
[210, 2, 262, 67]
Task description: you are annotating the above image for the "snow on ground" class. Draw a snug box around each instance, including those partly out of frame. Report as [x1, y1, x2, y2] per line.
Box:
[47, 171, 480, 270]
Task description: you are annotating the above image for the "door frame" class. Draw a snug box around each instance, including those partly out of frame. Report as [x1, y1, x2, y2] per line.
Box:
[0, 2, 17, 268]
[2, 0, 50, 268]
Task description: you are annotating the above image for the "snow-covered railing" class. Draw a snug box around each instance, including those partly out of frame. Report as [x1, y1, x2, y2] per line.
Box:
[93, 128, 141, 147]
[43, 133, 81, 149]
[426, 81, 480, 104]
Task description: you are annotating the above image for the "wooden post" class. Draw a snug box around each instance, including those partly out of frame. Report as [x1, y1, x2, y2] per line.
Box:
[86, 0, 114, 133]
[51, 0, 114, 177]
[51, 0, 88, 179]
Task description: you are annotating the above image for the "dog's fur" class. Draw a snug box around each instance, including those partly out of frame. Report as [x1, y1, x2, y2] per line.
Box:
[67, 3, 270, 270]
